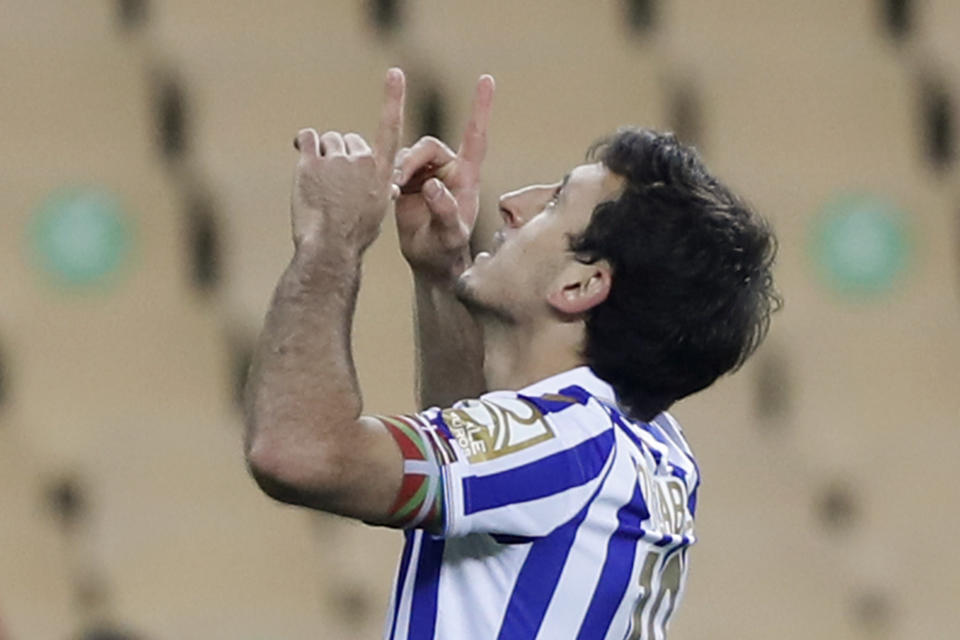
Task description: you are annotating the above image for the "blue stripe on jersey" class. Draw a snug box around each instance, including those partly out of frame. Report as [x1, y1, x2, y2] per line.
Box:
[654, 534, 674, 547]
[652, 416, 702, 517]
[496, 479, 604, 640]
[613, 413, 663, 466]
[427, 414, 455, 440]
[557, 384, 593, 405]
[576, 481, 648, 639]
[517, 393, 582, 414]
[462, 429, 615, 515]
[641, 418, 671, 447]
[388, 531, 417, 640]
[408, 533, 445, 640]
[663, 544, 686, 564]
[515, 384, 592, 414]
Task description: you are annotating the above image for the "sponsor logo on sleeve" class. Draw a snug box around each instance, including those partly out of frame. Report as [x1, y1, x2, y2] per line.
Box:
[442, 397, 556, 463]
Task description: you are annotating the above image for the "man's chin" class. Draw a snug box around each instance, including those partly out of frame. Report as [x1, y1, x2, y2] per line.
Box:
[453, 273, 478, 308]
[454, 275, 514, 323]
[453, 272, 488, 312]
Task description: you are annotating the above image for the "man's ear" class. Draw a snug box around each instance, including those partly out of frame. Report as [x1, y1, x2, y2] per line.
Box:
[546, 260, 612, 315]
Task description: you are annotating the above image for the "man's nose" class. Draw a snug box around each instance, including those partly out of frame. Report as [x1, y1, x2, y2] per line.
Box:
[498, 194, 523, 229]
[498, 185, 549, 228]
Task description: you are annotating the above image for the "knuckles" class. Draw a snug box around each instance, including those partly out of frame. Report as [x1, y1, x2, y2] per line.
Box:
[296, 129, 379, 159]
[412, 135, 453, 155]
[418, 135, 443, 148]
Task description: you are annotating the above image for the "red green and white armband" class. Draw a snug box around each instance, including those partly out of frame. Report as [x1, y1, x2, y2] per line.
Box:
[377, 415, 446, 531]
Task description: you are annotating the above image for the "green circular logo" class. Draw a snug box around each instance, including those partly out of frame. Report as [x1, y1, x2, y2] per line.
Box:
[29, 187, 133, 288]
[811, 193, 910, 297]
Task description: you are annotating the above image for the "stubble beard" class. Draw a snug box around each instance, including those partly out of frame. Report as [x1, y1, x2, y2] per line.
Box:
[454, 273, 516, 325]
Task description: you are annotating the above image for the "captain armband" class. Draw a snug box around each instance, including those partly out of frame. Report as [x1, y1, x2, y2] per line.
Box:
[377, 414, 449, 531]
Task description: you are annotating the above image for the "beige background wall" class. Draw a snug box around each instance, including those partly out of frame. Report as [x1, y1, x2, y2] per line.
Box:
[1, 2, 957, 639]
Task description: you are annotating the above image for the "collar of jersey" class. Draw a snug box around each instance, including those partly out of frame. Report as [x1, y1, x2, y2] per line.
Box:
[518, 366, 618, 407]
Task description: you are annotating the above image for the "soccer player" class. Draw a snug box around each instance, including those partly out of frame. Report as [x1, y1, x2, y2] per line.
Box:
[243, 68, 778, 639]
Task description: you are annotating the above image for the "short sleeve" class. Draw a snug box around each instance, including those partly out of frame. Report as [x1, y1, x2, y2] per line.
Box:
[424, 387, 617, 538]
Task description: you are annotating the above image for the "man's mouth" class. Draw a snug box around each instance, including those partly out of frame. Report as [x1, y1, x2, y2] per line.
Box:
[474, 230, 506, 263]
[491, 229, 506, 254]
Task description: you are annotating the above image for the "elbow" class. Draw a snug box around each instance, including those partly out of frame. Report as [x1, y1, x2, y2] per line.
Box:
[244, 430, 343, 509]
[245, 440, 300, 505]
[242, 404, 301, 503]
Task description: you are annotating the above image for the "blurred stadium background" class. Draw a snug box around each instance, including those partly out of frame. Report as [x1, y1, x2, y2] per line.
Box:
[1, 1, 958, 638]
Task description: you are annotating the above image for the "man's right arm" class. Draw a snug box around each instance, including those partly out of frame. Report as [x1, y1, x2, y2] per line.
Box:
[394, 75, 495, 409]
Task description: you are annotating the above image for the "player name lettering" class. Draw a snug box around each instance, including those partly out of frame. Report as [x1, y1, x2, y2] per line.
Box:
[637, 463, 693, 536]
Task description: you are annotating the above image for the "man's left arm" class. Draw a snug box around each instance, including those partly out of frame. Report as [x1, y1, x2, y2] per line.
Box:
[243, 69, 410, 526]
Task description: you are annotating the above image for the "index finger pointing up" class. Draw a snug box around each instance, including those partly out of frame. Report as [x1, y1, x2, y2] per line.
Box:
[458, 74, 496, 180]
[375, 68, 406, 179]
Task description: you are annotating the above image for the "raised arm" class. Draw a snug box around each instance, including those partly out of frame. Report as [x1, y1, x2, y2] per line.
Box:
[393, 76, 495, 409]
[243, 70, 407, 523]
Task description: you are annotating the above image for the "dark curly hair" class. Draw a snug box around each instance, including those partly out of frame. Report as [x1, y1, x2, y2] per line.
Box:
[570, 127, 781, 421]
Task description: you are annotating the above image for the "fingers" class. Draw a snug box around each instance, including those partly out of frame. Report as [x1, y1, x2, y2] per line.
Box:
[422, 178, 459, 230]
[395, 136, 457, 187]
[294, 128, 321, 157]
[457, 74, 495, 179]
[344, 132, 372, 156]
[319, 131, 346, 156]
[294, 129, 346, 157]
[374, 68, 406, 179]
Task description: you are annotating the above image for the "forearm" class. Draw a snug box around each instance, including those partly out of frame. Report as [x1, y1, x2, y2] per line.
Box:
[412, 265, 485, 409]
[244, 240, 363, 473]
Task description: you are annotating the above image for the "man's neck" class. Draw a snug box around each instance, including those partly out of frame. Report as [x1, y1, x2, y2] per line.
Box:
[480, 316, 585, 393]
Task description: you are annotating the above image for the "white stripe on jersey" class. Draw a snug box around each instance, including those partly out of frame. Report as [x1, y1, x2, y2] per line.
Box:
[534, 428, 641, 639]
[385, 529, 421, 639]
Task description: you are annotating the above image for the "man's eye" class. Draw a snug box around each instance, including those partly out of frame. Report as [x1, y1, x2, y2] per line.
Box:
[547, 188, 561, 207]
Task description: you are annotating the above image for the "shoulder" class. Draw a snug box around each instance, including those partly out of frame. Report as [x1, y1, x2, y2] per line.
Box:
[645, 412, 701, 510]
[435, 380, 613, 466]
[427, 374, 620, 537]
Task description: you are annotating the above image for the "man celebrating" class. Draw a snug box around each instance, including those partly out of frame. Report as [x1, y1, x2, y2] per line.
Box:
[244, 69, 778, 639]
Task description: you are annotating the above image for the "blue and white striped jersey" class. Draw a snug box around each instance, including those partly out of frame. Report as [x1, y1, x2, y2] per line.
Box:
[382, 366, 700, 640]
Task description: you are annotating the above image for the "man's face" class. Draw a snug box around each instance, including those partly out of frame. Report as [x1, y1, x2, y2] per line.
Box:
[457, 162, 623, 321]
